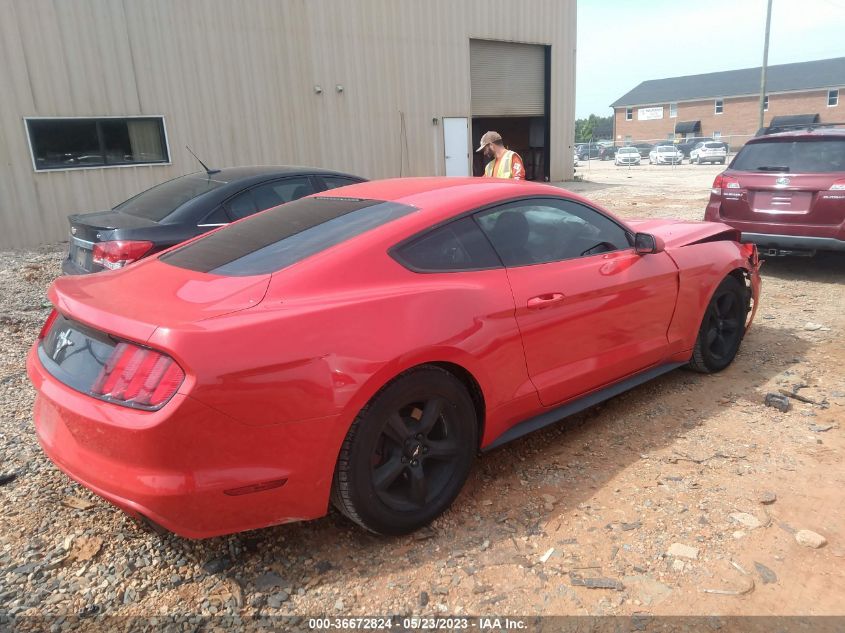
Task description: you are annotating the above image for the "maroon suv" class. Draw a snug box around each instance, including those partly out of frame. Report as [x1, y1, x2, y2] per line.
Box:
[704, 129, 845, 256]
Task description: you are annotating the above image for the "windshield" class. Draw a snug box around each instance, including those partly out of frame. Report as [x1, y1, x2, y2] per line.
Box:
[619, 148, 637, 154]
[114, 174, 227, 221]
[658, 146, 676, 152]
[161, 196, 417, 276]
[732, 139, 845, 173]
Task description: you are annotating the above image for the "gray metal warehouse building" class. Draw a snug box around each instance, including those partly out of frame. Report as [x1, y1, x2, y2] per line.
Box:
[0, 0, 577, 249]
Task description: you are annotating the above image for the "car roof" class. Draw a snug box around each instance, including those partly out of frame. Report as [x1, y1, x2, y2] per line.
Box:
[311, 177, 597, 227]
[749, 128, 845, 143]
[193, 165, 358, 182]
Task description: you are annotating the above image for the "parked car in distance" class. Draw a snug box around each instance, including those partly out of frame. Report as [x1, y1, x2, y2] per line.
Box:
[690, 142, 728, 165]
[704, 129, 845, 256]
[28, 177, 760, 537]
[576, 143, 602, 160]
[629, 143, 654, 158]
[677, 137, 711, 157]
[649, 145, 684, 165]
[63, 166, 366, 274]
[615, 146, 642, 165]
[599, 145, 617, 161]
[573, 151, 580, 167]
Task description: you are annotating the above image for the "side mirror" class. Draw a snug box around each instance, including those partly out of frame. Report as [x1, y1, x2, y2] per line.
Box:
[634, 232, 665, 255]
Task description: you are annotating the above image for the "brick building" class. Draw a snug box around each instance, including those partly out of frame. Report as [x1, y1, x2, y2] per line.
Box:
[610, 57, 845, 146]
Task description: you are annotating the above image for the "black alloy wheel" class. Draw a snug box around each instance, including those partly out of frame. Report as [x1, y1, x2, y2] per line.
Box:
[689, 275, 748, 373]
[331, 366, 476, 535]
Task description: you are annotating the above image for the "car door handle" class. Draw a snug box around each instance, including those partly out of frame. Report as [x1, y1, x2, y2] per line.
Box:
[527, 293, 565, 309]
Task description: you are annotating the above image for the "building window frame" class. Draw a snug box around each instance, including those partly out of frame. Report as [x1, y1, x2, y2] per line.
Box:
[763, 95, 769, 111]
[714, 99, 724, 115]
[625, 107, 633, 121]
[669, 102, 678, 118]
[829, 89, 839, 107]
[24, 115, 171, 173]
[713, 131, 722, 139]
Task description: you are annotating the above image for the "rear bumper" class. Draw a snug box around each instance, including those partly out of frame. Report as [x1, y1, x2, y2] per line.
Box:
[61, 258, 91, 275]
[27, 344, 343, 538]
[740, 233, 845, 252]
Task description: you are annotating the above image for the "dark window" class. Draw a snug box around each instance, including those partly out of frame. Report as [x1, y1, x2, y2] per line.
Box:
[763, 95, 769, 111]
[26, 117, 168, 170]
[225, 177, 313, 221]
[829, 89, 839, 107]
[114, 174, 226, 222]
[162, 197, 417, 276]
[475, 199, 631, 267]
[625, 108, 633, 121]
[393, 217, 501, 272]
[320, 176, 362, 191]
[715, 99, 724, 114]
[225, 190, 258, 220]
[731, 139, 845, 173]
[201, 207, 229, 225]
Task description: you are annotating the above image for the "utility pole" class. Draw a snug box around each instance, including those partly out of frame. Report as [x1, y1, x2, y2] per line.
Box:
[758, 0, 773, 131]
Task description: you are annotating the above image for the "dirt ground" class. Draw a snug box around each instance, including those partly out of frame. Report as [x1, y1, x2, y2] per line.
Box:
[0, 161, 843, 624]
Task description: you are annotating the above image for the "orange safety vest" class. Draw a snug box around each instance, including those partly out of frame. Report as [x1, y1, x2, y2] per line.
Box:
[484, 150, 524, 179]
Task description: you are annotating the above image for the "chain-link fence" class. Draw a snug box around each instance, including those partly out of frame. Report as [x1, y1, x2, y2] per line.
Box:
[573, 134, 758, 166]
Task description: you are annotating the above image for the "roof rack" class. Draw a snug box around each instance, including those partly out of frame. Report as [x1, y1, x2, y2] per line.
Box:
[756, 121, 845, 136]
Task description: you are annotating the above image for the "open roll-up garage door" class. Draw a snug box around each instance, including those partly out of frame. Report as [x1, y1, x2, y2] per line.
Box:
[470, 40, 545, 116]
[470, 39, 549, 181]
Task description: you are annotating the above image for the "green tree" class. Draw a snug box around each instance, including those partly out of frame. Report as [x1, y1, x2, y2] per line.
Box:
[575, 114, 613, 143]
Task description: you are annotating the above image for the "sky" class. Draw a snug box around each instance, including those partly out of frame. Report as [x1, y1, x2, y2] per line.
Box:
[576, 0, 845, 118]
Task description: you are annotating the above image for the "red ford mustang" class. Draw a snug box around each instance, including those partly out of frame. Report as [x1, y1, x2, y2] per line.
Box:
[28, 178, 761, 538]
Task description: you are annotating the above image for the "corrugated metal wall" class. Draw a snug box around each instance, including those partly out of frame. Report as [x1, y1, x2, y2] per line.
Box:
[0, 0, 577, 248]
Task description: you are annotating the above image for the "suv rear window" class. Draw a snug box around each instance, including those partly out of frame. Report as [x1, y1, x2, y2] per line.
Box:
[115, 174, 227, 221]
[732, 139, 845, 173]
[161, 197, 416, 276]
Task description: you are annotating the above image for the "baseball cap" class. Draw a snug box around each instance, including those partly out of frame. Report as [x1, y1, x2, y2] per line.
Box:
[476, 131, 502, 152]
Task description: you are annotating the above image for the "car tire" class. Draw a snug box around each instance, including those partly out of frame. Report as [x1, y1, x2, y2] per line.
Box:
[688, 275, 748, 374]
[330, 365, 477, 535]
[719, 159, 725, 165]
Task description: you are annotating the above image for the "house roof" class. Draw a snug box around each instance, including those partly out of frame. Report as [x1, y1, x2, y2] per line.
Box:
[611, 57, 845, 108]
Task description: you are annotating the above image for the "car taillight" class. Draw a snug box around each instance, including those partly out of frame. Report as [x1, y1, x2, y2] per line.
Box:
[830, 179, 845, 191]
[711, 173, 740, 196]
[91, 342, 184, 409]
[38, 309, 58, 339]
[92, 240, 153, 270]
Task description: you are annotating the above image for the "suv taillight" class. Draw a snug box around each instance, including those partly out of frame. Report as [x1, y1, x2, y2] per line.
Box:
[91, 342, 185, 409]
[830, 179, 845, 191]
[92, 240, 153, 270]
[711, 173, 740, 196]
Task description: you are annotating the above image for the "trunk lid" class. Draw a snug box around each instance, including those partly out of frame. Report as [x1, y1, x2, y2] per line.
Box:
[49, 257, 270, 343]
[69, 210, 160, 241]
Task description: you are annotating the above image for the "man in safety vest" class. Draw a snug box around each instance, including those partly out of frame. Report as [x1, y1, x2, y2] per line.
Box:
[477, 131, 525, 180]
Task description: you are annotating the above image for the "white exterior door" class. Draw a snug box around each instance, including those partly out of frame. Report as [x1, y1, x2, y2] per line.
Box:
[443, 117, 469, 176]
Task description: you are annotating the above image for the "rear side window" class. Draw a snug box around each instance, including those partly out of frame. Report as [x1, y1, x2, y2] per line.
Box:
[162, 197, 416, 276]
[225, 177, 313, 220]
[732, 139, 845, 173]
[320, 176, 362, 191]
[392, 217, 501, 272]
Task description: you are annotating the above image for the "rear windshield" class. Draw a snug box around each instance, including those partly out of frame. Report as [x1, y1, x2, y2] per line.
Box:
[115, 174, 227, 221]
[703, 143, 724, 149]
[732, 139, 845, 173]
[161, 196, 416, 276]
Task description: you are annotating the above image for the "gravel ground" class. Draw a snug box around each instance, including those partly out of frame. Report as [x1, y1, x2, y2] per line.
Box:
[1, 164, 844, 629]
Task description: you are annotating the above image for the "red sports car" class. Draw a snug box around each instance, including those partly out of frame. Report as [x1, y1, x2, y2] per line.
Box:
[28, 178, 761, 538]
